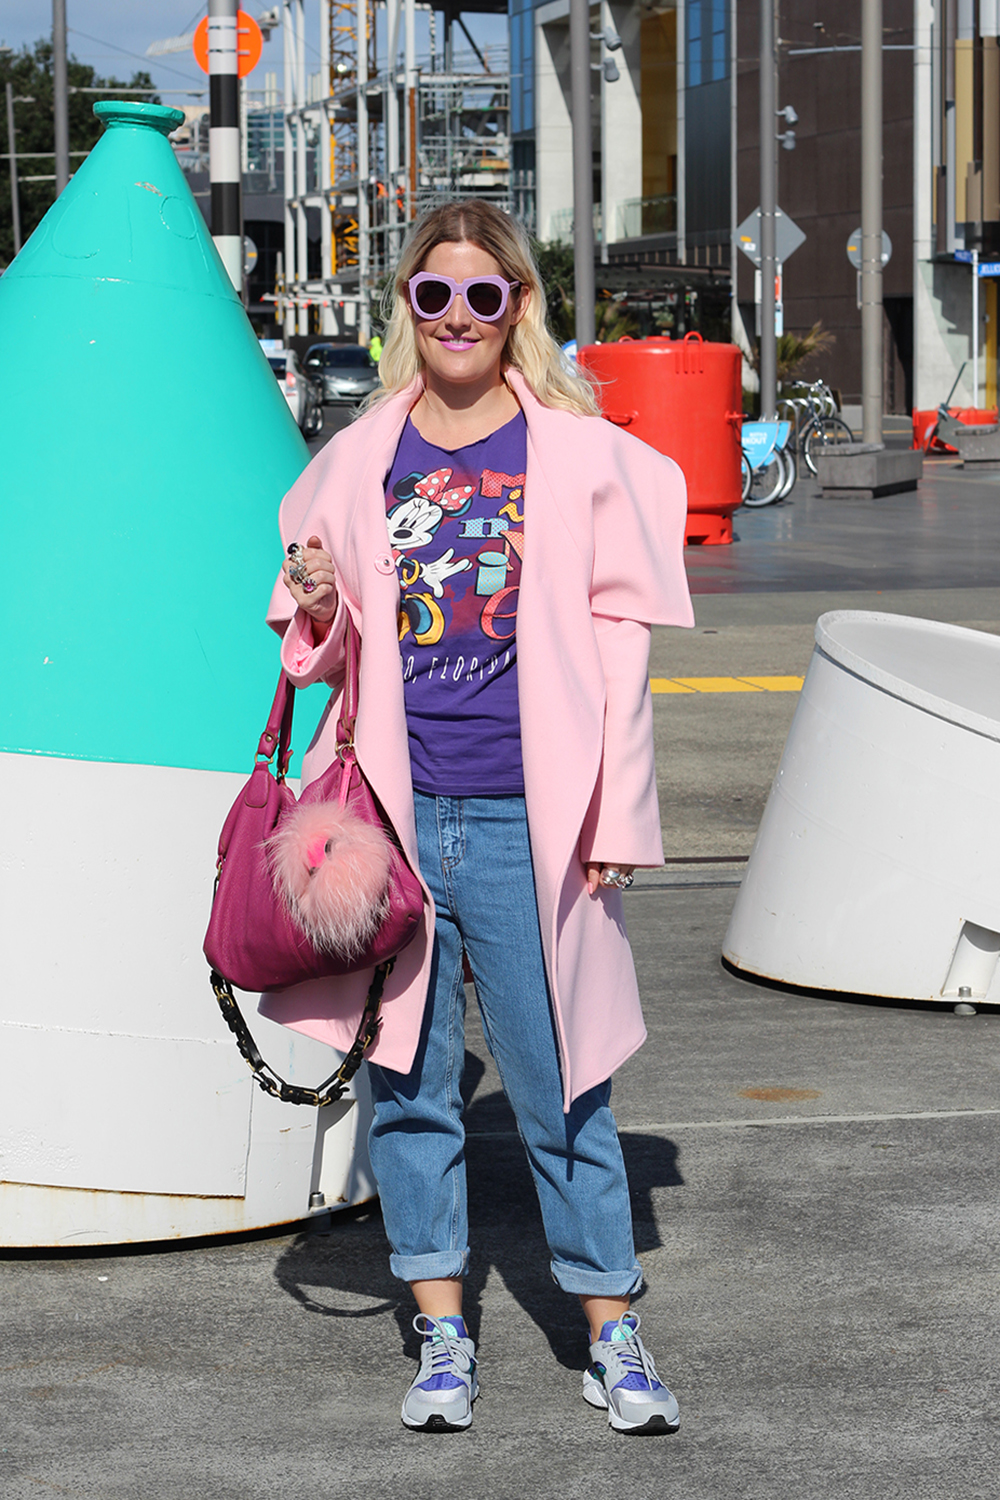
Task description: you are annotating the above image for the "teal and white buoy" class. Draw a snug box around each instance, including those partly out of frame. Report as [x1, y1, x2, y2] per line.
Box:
[0, 102, 373, 1245]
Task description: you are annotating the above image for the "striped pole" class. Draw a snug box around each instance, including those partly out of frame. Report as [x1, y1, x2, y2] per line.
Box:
[209, 0, 243, 290]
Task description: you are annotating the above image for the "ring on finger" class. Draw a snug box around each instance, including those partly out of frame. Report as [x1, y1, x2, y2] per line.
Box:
[302, 578, 317, 594]
[617, 873, 634, 890]
[600, 867, 621, 887]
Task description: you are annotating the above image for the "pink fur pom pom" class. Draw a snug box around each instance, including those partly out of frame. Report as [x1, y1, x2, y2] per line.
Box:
[265, 801, 393, 959]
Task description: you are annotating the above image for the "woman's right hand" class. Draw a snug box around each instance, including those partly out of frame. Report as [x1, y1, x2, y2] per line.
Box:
[282, 534, 339, 629]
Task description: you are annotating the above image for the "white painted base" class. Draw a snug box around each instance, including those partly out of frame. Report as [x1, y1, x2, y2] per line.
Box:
[724, 613, 1000, 1005]
[0, 752, 375, 1246]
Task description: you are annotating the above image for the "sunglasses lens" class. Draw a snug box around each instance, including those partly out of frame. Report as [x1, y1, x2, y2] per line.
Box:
[414, 279, 452, 317]
[466, 281, 504, 319]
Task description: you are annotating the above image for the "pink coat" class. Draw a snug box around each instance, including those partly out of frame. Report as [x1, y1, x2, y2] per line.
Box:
[260, 369, 694, 1108]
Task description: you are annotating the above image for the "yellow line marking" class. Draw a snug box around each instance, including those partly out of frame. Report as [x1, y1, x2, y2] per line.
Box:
[650, 676, 804, 694]
[736, 676, 805, 692]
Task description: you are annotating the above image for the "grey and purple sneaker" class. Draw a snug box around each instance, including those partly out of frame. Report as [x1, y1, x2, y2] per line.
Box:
[583, 1313, 680, 1435]
[401, 1314, 478, 1432]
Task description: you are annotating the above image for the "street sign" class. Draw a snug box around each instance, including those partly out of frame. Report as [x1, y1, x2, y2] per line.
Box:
[978, 261, 1000, 276]
[736, 207, 806, 267]
[193, 10, 263, 77]
[846, 229, 892, 269]
[954, 248, 974, 264]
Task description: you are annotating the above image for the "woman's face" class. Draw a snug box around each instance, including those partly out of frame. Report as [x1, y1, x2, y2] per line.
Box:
[406, 239, 527, 394]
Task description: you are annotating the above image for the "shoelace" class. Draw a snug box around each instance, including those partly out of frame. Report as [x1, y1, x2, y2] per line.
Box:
[413, 1314, 474, 1382]
[608, 1314, 660, 1388]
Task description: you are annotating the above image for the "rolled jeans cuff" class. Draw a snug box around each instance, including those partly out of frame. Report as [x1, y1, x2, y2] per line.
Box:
[388, 1247, 469, 1284]
[550, 1259, 644, 1298]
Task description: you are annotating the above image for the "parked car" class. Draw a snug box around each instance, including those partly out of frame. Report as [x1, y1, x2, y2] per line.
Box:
[303, 343, 381, 404]
[264, 346, 323, 437]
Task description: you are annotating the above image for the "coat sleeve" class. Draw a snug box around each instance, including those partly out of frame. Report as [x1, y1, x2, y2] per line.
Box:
[577, 423, 693, 866]
[587, 427, 695, 629]
[267, 579, 349, 690]
[578, 615, 664, 867]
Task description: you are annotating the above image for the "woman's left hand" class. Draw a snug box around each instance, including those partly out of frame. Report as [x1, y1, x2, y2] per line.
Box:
[585, 862, 636, 897]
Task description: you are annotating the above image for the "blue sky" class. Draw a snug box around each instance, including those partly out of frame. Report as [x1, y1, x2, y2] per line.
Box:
[1, 3, 508, 102]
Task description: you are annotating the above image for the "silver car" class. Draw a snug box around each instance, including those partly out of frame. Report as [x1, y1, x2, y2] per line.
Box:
[304, 343, 381, 404]
[265, 347, 324, 437]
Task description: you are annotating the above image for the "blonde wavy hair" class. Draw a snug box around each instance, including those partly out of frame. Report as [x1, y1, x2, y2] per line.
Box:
[368, 199, 600, 417]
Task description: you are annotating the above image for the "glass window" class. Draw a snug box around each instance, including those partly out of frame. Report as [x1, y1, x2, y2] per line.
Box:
[688, 0, 702, 88]
[327, 348, 373, 367]
[687, 0, 727, 87]
[509, 0, 534, 135]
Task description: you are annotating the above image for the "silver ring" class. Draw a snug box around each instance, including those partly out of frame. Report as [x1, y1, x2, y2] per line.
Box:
[600, 867, 621, 887]
[302, 578, 317, 594]
[617, 873, 634, 890]
[287, 542, 307, 582]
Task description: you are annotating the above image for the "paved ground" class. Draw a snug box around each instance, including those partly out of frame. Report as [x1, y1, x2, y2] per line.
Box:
[4, 450, 1000, 1498]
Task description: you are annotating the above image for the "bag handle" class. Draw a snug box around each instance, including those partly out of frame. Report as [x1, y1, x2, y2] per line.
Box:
[337, 614, 361, 753]
[210, 961, 387, 1108]
[257, 672, 296, 779]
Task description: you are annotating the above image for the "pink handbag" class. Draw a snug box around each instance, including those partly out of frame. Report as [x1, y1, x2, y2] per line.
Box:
[204, 618, 423, 1105]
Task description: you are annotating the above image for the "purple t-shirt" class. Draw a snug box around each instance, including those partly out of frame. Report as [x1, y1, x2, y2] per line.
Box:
[385, 410, 527, 795]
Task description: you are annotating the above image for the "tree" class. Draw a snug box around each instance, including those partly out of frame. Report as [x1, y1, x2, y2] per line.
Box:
[0, 40, 158, 268]
[748, 320, 836, 387]
[531, 238, 575, 342]
[531, 239, 640, 344]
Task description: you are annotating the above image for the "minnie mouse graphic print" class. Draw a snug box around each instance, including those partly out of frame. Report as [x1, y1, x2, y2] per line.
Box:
[385, 410, 527, 795]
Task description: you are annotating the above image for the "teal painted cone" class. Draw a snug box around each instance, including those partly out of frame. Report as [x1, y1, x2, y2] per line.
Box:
[0, 101, 316, 774]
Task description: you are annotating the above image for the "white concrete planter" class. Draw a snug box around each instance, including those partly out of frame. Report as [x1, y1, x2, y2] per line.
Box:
[723, 612, 1000, 1005]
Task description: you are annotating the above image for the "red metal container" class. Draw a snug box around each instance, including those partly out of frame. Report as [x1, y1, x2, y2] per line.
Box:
[578, 333, 743, 545]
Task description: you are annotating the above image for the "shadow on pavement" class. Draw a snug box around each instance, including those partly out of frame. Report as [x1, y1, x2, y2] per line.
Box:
[271, 1050, 683, 1371]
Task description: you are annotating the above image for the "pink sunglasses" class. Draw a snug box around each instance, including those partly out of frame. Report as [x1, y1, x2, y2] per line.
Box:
[407, 272, 522, 323]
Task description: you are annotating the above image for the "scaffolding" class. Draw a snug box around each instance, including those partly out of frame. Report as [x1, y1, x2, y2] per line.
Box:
[279, 0, 510, 340]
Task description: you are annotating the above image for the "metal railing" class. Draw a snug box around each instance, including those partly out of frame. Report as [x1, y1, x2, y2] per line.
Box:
[617, 192, 677, 239]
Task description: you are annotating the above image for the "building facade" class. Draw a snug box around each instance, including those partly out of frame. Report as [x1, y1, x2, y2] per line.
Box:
[513, 0, 998, 415]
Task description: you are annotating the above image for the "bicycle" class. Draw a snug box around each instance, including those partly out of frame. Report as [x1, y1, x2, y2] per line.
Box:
[741, 420, 795, 507]
[778, 380, 854, 475]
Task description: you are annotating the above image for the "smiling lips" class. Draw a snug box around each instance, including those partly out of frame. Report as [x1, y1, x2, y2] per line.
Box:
[441, 338, 477, 350]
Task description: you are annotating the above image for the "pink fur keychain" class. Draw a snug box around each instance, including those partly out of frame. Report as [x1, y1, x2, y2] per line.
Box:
[265, 801, 394, 960]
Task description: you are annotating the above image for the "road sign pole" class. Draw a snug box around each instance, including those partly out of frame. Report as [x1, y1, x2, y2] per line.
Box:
[570, 0, 596, 349]
[861, 0, 883, 445]
[973, 248, 980, 405]
[759, 0, 777, 419]
[208, 0, 243, 293]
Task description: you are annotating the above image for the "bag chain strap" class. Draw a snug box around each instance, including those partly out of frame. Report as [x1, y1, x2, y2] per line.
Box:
[210, 960, 389, 1107]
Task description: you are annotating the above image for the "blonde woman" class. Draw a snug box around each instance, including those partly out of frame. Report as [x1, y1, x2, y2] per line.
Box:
[267, 200, 693, 1433]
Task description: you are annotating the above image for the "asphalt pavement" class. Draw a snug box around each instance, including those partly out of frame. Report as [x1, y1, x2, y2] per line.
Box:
[4, 447, 1000, 1499]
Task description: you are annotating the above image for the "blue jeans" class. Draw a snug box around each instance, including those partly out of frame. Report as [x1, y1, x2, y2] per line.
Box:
[367, 791, 642, 1298]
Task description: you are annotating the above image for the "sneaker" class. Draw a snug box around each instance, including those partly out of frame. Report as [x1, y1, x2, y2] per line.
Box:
[401, 1314, 478, 1432]
[583, 1313, 680, 1435]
